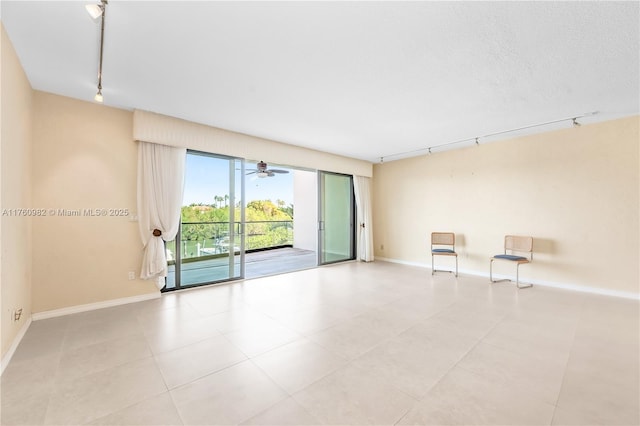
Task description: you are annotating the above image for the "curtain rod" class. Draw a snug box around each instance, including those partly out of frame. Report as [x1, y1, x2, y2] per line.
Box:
[379, 111, 599, 163]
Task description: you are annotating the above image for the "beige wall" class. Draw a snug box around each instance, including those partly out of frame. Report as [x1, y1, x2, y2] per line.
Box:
[373, 116, 639, 296]
[31, 92, 157, 313]
[1, 24, 33, 359]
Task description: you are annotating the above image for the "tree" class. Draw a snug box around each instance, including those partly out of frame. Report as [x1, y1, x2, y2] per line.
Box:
[282, 203, 294, 218]
[178, 199, 294, 256]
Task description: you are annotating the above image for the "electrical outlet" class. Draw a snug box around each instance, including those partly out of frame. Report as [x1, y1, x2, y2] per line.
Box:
[13, 308, 23, 322]
[128, 271, 135, 280]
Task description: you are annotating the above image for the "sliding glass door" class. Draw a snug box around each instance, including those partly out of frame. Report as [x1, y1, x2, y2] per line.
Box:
[165, 161, 355, 289]
[318, 171, 355, 264]
[165, 152, 244, 290]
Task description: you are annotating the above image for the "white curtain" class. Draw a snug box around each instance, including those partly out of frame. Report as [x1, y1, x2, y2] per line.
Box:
[137, 141, 186, 289]
[353, 175, 374, 262]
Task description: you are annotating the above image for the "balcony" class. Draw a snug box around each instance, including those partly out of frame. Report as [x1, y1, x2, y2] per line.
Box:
[165, 220, 316, 289]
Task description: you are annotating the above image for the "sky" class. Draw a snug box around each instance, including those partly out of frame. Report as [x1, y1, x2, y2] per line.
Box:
[183, 154, 294, 206]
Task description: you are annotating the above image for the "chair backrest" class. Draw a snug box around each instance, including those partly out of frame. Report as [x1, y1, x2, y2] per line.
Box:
[432, 232, 455, 247]
[504, 235, 533, 258]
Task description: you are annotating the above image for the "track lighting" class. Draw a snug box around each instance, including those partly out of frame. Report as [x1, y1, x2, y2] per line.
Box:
[379, 112, 599, 162]
[85, 3, 105, 19]
[87, 1, 108, 103]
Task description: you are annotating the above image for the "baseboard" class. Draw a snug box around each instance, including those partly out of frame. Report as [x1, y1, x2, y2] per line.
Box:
[32, 292, 160, 321]
[1, 316, 33, 376]
[376, 256, 426, 268]
[376, 257, 640, 301]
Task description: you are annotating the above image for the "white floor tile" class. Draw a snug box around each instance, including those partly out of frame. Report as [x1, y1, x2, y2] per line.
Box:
[2, 262, 637, 426]
[293, 363, 417, 425]
[44, 357, 167, 425]
[223, 319, 302, 357]
[170, 360, 287, 425]
[87, 392, 183, 425]
[398, 367, 555, 425]
[55, 333, 152, 383]
[144, 315, 223, 355]
[252, 338, 348, 394]
[240, 397, 322, 425]
[155, 334, 247, 389]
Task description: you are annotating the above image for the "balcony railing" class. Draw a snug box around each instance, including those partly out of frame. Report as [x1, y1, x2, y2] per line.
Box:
[166, 220, 293, 263]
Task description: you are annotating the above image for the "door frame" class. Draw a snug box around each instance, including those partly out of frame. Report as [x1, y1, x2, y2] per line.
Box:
[317, 171, 356, 265]
[163, 151, 245, 291]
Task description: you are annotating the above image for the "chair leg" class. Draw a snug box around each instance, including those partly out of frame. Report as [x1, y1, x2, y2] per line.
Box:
[516, 264, 533, 289]
[490, 259, 510, 284]
[455, 256, 458, 277]
[433, 255, 456, 276]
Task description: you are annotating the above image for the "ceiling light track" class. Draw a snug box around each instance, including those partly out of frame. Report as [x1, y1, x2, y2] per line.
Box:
[86, 0, 108, 102]
[379, 111, 599, 163]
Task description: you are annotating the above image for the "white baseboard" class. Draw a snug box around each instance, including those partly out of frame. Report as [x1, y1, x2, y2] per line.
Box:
[32, 292, 160, 321]
[376, 257, 640, 301]
[376, 256, 427, 268]
[1, 316, 33, 376]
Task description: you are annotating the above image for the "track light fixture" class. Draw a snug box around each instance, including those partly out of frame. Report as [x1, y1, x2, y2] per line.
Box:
[85, 3, 105, 19]
[86, 0, 108, 103]
[379, 112, 599, 162]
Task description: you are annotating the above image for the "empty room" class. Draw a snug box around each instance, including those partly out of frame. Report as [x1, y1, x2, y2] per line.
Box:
[1, 2, 638, 425]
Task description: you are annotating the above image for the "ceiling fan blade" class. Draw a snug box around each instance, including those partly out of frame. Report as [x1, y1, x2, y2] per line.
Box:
[246, 171, 257, 175]
[269, 169, 289, 174]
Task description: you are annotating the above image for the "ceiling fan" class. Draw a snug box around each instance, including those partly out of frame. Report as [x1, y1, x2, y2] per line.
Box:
[246, 161, 289, 178]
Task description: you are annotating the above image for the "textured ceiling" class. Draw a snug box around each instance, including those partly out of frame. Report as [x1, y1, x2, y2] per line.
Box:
[2, 1, 638, 162]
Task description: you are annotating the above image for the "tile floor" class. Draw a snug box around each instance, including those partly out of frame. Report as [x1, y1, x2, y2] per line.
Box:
[1, 261, 638, 425]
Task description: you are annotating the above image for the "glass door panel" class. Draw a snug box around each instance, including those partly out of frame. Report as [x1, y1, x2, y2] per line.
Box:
[318, 171, 355, 264]
[165, 151, 244, 291]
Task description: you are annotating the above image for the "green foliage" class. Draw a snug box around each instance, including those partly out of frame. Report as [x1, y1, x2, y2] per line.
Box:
[246, 226, 292, 250]
[245, 200, 291, 220]
[176, 197, 293, 258]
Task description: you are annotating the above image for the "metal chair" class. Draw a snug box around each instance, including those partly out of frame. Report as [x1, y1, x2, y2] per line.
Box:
[431, 232, 458, 277]
[490, 235, 533, 289]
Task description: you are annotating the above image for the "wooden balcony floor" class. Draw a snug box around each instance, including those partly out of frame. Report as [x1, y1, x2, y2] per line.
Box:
[165, 247, 317, 290]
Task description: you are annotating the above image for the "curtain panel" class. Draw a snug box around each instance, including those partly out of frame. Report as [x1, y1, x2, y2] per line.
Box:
[353, 175, 374, 262]
[137, 141, 186, 289]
